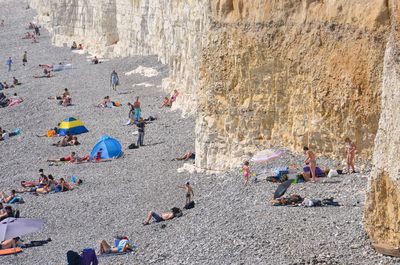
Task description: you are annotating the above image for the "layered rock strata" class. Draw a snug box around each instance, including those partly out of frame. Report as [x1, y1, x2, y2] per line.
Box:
[196, 0, 388, 170]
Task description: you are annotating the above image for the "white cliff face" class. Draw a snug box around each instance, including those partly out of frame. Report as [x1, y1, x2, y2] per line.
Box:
[28, 0, 210, 115]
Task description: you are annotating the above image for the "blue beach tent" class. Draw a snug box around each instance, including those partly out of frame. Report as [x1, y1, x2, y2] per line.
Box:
[90, 136, 123, 159]
[58, 117, 89, 136]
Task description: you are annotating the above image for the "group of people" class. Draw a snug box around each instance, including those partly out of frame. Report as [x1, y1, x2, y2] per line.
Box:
[242, 138, 358, 185]
[160, 89, 179, 108]
[0, 77, 21, 90]
[48, 88, 72, 107]
[71, 41, 83, 50]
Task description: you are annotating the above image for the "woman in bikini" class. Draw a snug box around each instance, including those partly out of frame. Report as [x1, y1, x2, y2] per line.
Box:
[303, 146, 317, 182]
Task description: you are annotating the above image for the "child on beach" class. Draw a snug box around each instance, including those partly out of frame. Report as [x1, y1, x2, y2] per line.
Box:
[178, 182, 194, 205]
[345, 137, 356, 173]
[243, 161, 250, 186]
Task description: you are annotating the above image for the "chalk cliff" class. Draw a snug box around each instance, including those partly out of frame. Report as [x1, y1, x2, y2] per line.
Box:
[28, 0, 400, 256]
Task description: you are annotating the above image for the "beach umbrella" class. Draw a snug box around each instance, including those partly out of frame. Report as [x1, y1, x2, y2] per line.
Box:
[250, 149, 283, 163]
[0, 218, 44, 241]
[273, 180, 292, 199]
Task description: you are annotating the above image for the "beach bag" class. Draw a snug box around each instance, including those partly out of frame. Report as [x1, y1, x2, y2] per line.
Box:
[67, 250, 82, 265]
[171, 207, 183, 217]
[327, 169, 339, 178]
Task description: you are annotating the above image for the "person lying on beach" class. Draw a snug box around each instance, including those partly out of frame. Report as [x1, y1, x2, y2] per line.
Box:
[0, 190, 17, 203]
[170, 89, 179, 104]
[56, 178, 71, 192]
[0, 237, 22, 249]
[48, 88, 70, 101]
[99, 237, 133, 254]
[3, 81, 14, 89]
[97, 96, 111, 107]
[36, 127, 59, 137]
[34, 71, 52, 78]
[12, 77, 21, 86]
[39, 64, 53, 69]
[0, 206, 15, 221]
[174, 151, 195, 161]
[47, 152, 90, 164]
[143, 207, 182, 225]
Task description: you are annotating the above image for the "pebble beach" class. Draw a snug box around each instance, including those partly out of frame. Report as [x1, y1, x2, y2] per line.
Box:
[0, 0, 400, 264]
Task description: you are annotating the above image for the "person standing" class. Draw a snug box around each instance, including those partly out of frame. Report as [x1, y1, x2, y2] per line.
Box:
[34, 25, 40, 36]
[345, 137, 356, 173]
[110, 70, 119, 91]
[178, 182, 194, 205]
[303, 146, 317, 182]
[22, 51, 27, 66]
[136, 117, 145, 146]
[6, 57, 12, 72]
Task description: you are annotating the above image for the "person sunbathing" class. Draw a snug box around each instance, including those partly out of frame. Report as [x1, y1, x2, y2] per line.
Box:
[56, 178, 71, 192]
[78, 44, 83, 50]
[0, 237, 22, 249]
[143, 208, 181, 225]
[36, 175, 57, 194]
[3, 81, 14, 89]
[170, 89, 179, 104]
[0, 190, 16, 203]
[99, 237, 133, 254]
[36, 127, 58, 137]
[39, 64, 53, 69]
[174, 151, 195, 161]
[47, 151, 77, 162]
[97, 96, 111, 108]
[68, 136, 80, 146]
[0, 206, 15, 221]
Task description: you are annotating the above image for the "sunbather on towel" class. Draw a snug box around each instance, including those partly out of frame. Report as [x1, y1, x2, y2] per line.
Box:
[36, 175, 57, 194]
[0, 206, 14, 221]
[36, 127, 58, 137]
[47, 151, 77, 162]
[53, 134, 73, 147]
[99, 237, 133, 254]
[0, 237, 22, 249]
[0, 190, 16, 203]
[97, 96, 111, 108]
[55, 178, 71, 192]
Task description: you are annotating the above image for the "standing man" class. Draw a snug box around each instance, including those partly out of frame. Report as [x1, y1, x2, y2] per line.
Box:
[110, 70, 119, 91]
[6, 57, 12, 72]
[22, 51, 27, 66]
[303, 146, 317, 182]
[136, 117, 145, 147]
[34, 25, 40, 36]
[345, 137, 356, 174]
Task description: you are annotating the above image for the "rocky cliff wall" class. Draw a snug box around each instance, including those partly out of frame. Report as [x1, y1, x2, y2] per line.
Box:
[28, 0, 388, 172]
[27, 0, 210, 115]
[364, 0, 400, 255]
[196, 0, 388, 170]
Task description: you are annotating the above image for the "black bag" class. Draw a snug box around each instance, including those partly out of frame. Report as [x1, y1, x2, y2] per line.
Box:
[171, 207, 183, 217]
[66, 250, 82, 265]
[128, 143, 138, 149]
[184, 201, 195, 209]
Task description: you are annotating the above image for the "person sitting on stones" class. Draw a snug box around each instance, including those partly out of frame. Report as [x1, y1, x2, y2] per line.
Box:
[174, 151, 195, 161]
[160, 96, 171, 108]
[92, 56, 99, 64]
[71, 41, 77, 50]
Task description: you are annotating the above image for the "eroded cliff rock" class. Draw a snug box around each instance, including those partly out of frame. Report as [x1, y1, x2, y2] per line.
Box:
[28, 0, 210, 115]
[364, 0, 400, 255]
[196, 0, 388, 170]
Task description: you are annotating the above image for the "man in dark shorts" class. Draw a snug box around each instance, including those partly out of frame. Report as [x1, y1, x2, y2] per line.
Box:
[47, 152, 76, 162]
[143, 208, 181, 225]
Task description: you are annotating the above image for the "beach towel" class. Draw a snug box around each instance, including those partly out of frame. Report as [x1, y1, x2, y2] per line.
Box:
[0, 247, 22, 256]
[272, 194, 303, 206]
[303, 166, 325, 177]
[53, 64, 72, 72]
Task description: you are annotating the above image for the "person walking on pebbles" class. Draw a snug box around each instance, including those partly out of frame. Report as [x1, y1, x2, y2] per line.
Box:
[136, 117, 145, 146]
[110, 70, 119, 91]
[178, 182, 194, 205]
[303, 146, 317, 182]
[22, 51, 27, 66]
[6, 57, 12, 72]
[345, 137, 356, 174]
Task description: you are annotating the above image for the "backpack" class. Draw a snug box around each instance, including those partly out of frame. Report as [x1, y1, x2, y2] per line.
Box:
[184, 201, 195, 209]
[66, 250, 82, 265]
[171, 207, 182, 217]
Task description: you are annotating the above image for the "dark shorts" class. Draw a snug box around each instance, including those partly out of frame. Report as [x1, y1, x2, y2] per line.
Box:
[22, 59, 27, 63]
[189, 153, 195, 159]
[151, 212, 164, 222]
